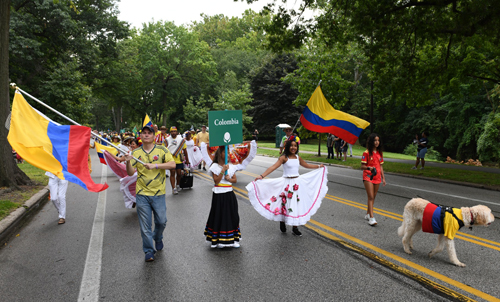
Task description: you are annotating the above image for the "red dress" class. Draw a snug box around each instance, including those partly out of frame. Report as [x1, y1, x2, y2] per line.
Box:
[361, 150, 384, 184]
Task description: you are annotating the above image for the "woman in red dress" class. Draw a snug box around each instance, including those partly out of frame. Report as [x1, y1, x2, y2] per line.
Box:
[361, 133, 386, 226]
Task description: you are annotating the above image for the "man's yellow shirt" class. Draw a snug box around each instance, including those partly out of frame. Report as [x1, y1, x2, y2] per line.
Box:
[131, 145, 174, 196]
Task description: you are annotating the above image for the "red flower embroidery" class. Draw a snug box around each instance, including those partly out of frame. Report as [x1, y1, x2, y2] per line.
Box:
[153, 155, 159, 161]
[270, 196, 277, 202]
[293, 184, 299, 191]
[284, 185, 290, 191]
[287, 192, 293, 199]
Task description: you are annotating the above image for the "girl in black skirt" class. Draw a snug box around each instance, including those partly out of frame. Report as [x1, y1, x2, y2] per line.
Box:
[204, 147, 241, 248]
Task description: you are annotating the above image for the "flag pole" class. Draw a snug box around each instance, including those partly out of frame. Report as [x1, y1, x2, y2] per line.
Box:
[15, 87, 145, 165]
[291, 80, 322, 134]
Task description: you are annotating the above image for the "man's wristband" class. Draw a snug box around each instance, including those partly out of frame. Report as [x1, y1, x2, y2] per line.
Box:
[260, 175, 264, 179]
[156, 164, 158, 169]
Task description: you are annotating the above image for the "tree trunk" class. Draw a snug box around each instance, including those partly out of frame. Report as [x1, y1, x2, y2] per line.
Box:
[0, 0, 31, 188]
[317, 133, 321, 156]
[161, 80, 168, 127]
[370, 80, 374, 133]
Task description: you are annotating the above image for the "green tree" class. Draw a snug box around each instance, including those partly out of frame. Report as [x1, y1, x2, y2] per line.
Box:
[249, 53, 302, 139]
[9, 0, 129, 122]
[0, 0, 31, 188]
[135, 21, 217, 126]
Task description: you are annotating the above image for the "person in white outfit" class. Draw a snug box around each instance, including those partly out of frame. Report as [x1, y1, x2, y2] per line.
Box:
[45, 172, 68, 224]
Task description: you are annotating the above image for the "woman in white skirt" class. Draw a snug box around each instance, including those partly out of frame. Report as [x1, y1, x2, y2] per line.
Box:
[184, 131, 203, 170]
[246, 139, 327, 236]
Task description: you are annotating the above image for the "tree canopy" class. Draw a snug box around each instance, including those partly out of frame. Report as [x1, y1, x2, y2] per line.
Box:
[2, 0, 499, 189]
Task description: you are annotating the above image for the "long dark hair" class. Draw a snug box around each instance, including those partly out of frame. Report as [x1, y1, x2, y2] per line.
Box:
[213, 146, 225, 164]
[366, 133, 383, 157]
[282, 140, 299, 158]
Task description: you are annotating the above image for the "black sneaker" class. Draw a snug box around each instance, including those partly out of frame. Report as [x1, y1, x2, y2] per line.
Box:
[155, 240, 164, 251]
[198, 164, 201, 169]
[145, 252, 155, 262]
[280, 222, 286, 233]
[203, 167, 206, 171]
[292, 227, 302, 236]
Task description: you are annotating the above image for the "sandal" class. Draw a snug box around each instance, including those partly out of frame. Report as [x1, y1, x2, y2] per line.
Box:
[58, 218, 65, 225]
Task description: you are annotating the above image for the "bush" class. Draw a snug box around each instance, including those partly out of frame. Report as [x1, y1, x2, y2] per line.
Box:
[477, 112, 500, 164]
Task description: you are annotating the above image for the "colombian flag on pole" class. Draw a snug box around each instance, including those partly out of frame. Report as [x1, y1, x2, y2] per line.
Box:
[95, 142, 119, 165]
[143, 114, 153, 127]
[7, 91, 108, 192]
[300, 86, 370, 144]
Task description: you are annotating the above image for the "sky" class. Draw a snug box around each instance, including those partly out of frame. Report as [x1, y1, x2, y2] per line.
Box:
[117, 0, 273, 29]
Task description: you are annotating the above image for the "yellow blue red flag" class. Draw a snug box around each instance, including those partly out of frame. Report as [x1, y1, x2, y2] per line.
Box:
[300, 86, 370, 144]
[95, 142, 119, 165]
[7, 91, 108, 192]
[143, 114, 153, 128]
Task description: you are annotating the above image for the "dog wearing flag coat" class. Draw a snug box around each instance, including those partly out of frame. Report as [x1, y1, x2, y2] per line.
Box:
[398, 198, 494, 267]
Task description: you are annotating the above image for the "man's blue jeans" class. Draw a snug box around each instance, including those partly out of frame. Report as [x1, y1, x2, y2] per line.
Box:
[136, 194, 167, 254]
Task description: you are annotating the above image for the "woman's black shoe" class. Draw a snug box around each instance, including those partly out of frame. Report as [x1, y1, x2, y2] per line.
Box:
[292, 227, 302, 236]
[280, 222, 286, 233]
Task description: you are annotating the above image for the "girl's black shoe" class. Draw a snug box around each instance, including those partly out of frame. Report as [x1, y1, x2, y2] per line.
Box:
[292, 227, 302, 236]
[280, 222, 286, 233]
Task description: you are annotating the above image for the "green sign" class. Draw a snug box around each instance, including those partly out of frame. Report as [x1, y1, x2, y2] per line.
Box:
[208, 110, 243, 147]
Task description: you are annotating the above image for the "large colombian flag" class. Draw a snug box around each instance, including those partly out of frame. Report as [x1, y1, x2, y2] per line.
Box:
[300, 86, 370, 144]
[7, 91, 108, 192]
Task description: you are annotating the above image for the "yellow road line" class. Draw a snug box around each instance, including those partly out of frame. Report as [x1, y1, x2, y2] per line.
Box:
[198, 170, 500, 248]
[193, 171, 499, 301]
[305, 224, 476, 302]
[307, 220, 500, 302]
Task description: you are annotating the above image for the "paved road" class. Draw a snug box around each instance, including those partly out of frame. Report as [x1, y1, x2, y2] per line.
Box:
[1, 152, 499, 301]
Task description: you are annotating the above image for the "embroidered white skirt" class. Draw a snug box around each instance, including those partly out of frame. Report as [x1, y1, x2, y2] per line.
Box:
[246, 167, 328, 226]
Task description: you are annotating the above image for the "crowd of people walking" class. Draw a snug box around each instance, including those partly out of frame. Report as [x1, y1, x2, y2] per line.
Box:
[41, 121, 388, 262]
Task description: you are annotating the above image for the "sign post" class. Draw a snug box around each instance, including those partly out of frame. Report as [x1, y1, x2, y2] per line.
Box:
[208, 110, 243, 173]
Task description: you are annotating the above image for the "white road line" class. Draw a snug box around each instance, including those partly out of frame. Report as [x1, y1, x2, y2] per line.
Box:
[336, 173, 500, 206]
[78, 166, 107, 302]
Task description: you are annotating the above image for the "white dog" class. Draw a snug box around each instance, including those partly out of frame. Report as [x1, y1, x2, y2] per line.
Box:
[398, 198, 495, 267]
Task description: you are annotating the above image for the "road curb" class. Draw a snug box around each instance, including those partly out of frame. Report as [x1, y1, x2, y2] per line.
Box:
[0, 186, 50, 245]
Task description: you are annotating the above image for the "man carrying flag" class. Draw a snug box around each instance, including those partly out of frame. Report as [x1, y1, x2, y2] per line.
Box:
[124, 125, 175, 262]
[300, 85, 370, 144]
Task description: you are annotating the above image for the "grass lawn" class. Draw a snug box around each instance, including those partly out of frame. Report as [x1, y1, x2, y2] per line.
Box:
[256, 148, 500, 188]
[0, 163, 48, 220]
[257, 141, 431, 161]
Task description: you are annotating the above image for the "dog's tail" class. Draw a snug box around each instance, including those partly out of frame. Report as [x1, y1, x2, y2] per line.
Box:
[397, 222, 405, 237]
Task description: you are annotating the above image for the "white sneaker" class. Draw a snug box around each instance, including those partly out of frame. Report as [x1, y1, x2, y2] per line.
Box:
[217, 243, 225, 249]
[364, 214, 370, 221]
[368, 217, 377, 226]
[173, 188, 178, 195]
[411, 166, 417, 170]
[233, 241, 240, 248]
[176, 185, 181, 191]
[419, 167, 424, 170]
